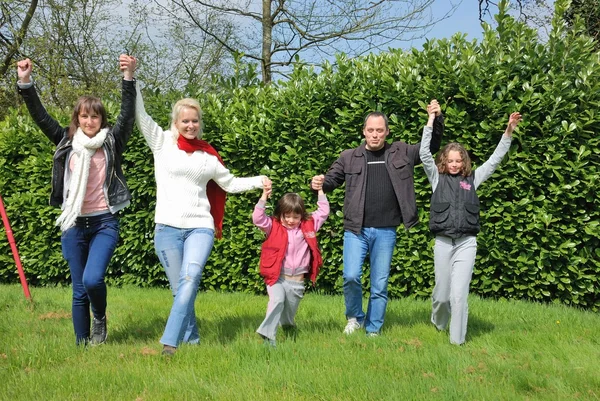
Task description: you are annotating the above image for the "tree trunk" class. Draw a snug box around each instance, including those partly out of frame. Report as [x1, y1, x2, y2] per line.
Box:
[261, 0, 272, 83]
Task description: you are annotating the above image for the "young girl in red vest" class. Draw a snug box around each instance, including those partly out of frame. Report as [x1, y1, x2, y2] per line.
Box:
[253, 179, 330, 347]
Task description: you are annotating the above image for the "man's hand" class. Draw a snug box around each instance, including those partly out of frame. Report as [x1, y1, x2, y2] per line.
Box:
[311, 174, 324, 191]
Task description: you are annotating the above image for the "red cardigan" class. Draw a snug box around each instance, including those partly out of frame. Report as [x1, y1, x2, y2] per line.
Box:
[259, 218, 323, 286]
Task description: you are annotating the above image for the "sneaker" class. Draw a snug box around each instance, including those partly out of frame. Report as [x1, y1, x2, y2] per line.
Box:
[343, 318, 363, 335]
[366, 332, 379, 338]
[90, 316, 107, 346]
[259, 334, 277, 348]
[162, 345, 177, 356]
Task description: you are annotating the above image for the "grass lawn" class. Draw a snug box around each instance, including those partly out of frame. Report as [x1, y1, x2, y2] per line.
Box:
[0, 284, 598, 400]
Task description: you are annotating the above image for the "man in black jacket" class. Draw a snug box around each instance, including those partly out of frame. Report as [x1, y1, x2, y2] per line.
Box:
[311, 101, 443, 336]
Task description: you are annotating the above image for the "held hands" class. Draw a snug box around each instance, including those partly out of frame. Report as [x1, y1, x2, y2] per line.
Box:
[17, 59, 33, 84]
[119, 54, 137, 81]
[428, 99, 441, 117]
[311, 175, 324, 191]
[505, 112, 522, 136]
[426, 99, 441, 127]
[261, 177, 272, 201]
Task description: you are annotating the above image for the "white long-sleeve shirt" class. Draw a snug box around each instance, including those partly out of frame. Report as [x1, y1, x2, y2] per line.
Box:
[135, 86, 264, 229]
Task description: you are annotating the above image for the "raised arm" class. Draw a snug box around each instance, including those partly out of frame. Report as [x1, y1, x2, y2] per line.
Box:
[111, 54, 137, 153]
[429, 99, 445, 155]
[311, 190, 330, 232]
[135, 80, 166, 153]
[17, 58, 65, 145]
[252, 177, 273, 234]
[473, 112, 522, 189]
[420, 102, 441, 191]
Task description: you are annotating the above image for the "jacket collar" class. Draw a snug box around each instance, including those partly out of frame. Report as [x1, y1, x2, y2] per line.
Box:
[353, 141, 394, 157]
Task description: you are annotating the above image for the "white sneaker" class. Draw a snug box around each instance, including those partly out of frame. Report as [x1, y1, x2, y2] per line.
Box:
[343, 318, 363, 335]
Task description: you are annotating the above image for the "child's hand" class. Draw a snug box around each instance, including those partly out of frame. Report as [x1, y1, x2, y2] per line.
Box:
[428, 99, 441, 117]
[426, 99, 440, 127]
[506, 112, 522, 136]
[261, 177, 272, 201]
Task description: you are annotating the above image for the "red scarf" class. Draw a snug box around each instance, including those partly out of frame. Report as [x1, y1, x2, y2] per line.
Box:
[177, 135, 226, 239]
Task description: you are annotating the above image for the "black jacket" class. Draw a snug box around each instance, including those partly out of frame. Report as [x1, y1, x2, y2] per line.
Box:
[323, 115, 444, 233]
[17, 79, 136, 209]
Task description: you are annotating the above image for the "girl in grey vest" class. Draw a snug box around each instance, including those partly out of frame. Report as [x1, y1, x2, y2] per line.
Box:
[420, 106, 522, 345]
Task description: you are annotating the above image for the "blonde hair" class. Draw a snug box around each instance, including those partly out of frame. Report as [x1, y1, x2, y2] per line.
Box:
[435, 142, 472, 176]
[170, 98, 203, 138]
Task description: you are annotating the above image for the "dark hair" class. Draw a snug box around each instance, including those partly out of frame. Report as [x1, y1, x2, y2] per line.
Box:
[68, 96, 108, 138]
[273, 193, 310, 221]
[435, 142, 472, 176]
[363, 111, 389, 131]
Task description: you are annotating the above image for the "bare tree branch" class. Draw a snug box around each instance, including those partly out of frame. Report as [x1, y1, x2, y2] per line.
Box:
[160, 0, 458, 83]
[0, 0, 38, 77]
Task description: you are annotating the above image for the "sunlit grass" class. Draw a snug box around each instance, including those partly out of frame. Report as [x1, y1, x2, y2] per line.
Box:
[0, 284, 598, 400]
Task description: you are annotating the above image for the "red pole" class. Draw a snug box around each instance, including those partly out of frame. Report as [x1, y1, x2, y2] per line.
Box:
[0, 194, 32, 301]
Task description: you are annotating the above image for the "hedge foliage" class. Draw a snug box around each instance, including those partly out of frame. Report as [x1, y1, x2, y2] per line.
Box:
[0, 1, 598, 310]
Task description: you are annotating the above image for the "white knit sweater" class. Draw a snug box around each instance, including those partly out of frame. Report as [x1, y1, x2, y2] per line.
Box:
[135, 86, 264, 229]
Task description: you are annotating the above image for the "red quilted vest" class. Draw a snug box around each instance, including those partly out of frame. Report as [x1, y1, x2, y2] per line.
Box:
[259, 218, 323, 286]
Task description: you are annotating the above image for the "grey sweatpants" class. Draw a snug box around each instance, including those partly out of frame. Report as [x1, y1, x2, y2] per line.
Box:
[256, 278, 305, 341]
[431, 235, 477, 345]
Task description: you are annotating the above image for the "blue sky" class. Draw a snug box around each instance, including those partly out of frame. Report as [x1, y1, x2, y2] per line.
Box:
[404, 0, 493, 50]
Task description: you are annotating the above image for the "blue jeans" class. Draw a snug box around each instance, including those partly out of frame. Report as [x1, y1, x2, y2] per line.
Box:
[154, 224, 214, 347]
[343, 227, 396, 334]
[61, 213, 119, 345]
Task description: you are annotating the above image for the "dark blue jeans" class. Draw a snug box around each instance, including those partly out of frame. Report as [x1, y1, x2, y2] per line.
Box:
[61, 213, 119, 345]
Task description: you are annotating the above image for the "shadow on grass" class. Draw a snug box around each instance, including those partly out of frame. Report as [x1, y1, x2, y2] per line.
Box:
[385, 304, 432, 328]
[465, 313, 495, 340]
[110, 316, 165, 343]
[209, 313, 265, 345]
[384, 303, 495, 341]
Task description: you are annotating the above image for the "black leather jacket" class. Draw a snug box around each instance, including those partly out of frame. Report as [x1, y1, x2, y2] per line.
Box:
[323, 115, 444, 234]
[17, 79, 136, 209]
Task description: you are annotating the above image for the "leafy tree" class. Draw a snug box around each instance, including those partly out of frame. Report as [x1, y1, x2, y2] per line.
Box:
[0, 0, 234, 118]
[0, 0, 37, 77]
[0, 0, 38, 113]
[564, 0, 600, 44]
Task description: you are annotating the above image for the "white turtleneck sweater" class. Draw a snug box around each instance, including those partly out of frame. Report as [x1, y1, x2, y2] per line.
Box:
[135, 86, 264, 229]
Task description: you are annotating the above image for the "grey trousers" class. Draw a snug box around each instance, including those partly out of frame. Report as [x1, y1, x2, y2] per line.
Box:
[431, 235, 477, 345]
[256, 278, 305, 341]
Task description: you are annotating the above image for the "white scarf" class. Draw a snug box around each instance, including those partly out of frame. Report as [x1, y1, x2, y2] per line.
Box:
[56, 127, 108, 231]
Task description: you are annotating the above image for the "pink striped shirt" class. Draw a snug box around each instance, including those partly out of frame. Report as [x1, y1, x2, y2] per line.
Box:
[69, 149, 108, 215]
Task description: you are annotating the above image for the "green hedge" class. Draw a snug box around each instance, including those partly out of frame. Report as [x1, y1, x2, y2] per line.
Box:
[0, 2, 598, 310]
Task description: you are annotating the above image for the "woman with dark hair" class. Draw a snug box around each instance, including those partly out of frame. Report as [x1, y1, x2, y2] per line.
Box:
[17, 55, 137, 346]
